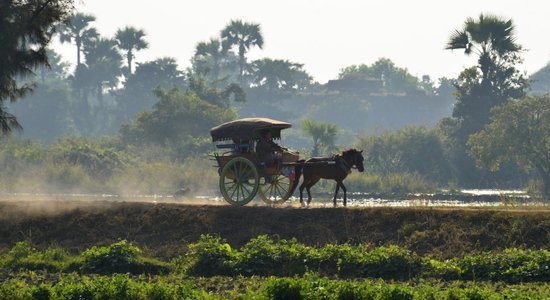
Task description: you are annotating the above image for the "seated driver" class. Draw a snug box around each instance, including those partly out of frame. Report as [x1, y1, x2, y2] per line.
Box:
[256, 130, 285, 167]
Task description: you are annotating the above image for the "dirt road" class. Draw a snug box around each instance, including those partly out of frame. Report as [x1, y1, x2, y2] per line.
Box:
[1, 197, 549, 258]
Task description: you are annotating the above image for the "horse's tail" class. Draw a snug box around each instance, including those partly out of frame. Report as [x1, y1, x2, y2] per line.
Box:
[291, 160, 305, 194]
[294, 161, 305, 181]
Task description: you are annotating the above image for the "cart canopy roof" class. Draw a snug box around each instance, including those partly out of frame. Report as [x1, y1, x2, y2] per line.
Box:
[210, 118, 291, 142]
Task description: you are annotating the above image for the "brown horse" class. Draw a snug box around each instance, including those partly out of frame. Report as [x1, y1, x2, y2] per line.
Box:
[299, 149, 364, 207]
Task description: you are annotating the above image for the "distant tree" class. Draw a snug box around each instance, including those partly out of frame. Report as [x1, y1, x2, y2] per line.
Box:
[468, 95, 550, 199]
[9, 79, 77, 142]
[444, 13, 528, 186]
[187, 77, 245, 109]
[0, 0, 74, 133]
[58, 12, 98, 66]
[221, 19, 264, 85]
[436, 77, 457, 98]
[120, 88, 236, 146]
[68, 37, 122, 134]
[446, 13, 521, 83]
[194, 38, 227, 83]
[82, 37, 123, 103]
[339, 58, 420, 94]
[249, 58, 313, 93]
[68, 64, 95, 134]
[446, 13, 526, 133]
[301, 119, 339, 156]
[356, 126, 450, 182]
[117, 57, 186, 121]
[38, 49, 70, 82]
[420, 75, 436, 96]
[115, 26, 148, 74]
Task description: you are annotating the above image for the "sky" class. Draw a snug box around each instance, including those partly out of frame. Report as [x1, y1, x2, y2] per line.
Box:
[53, 0, 550, 84]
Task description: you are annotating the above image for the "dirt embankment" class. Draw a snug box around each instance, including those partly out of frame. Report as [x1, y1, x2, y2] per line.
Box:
[0, 200, 549, 258]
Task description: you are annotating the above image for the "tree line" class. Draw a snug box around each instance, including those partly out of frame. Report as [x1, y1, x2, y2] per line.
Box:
[1, 2, 550, 198]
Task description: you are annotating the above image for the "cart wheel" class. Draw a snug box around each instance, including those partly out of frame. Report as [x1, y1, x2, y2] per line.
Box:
[219, 157, 259, 206]
[258, 175, 296, 204]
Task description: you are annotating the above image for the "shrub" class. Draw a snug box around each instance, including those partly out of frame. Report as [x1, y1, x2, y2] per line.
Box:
[339, 245, 423, 280]
[263, 277, 304, 300]
[381, 173, 434, 194]
[81, 240, 141, 274]
[1, 242, 63, 272]
[234, 236, 311, 276]
[335, 281, 376, 300]
[458, 248, 550, 282]
[30, 284, 51, 300]
[185, 235, 234, 276]
[379, 284, 415, 300]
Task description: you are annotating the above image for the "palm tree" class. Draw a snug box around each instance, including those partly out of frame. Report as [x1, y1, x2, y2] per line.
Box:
[445, 13, 521, 81]
[194, 38, 227, 83]
[82, 38, 123, 103]
[115, 26, 148, 74]
[302, 120, 339, 157]
[221, 19, 263, 85]
[58, 13, 99, 66]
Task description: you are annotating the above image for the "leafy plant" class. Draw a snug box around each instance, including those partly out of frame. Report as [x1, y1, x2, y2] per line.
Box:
[81, 240, 141, 274]
[185, 234, 234, 276]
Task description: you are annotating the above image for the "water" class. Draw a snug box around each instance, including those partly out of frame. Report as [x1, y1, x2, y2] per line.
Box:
[0, 190, 545, 207]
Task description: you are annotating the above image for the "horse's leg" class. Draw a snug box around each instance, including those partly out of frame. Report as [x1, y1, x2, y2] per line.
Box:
[332, 181, 341, 207]
[306, 177, 320, 206]
[299, 180, 307, 207]
[341, 182, 347, 207]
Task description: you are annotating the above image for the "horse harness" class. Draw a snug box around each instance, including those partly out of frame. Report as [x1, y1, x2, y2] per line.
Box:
[306, 154, 355, 174]
[333, 154, 353, 174]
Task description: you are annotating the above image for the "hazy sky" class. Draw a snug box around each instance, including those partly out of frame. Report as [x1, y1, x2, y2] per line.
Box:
[53, 0, 550, 83]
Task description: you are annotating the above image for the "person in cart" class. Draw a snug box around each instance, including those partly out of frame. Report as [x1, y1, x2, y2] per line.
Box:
[256, 130, 286, 168]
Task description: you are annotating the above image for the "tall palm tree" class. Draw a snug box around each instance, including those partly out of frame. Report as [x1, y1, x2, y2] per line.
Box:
[445, 13, 521, 81]
[194, 38, 226, 83]
[115, 26, 148, 74]
[58, 13, 99, 66]
[82, 38, 123, 104]
[221, 19, 263, 85]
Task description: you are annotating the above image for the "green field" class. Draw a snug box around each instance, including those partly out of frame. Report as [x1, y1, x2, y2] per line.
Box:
[1, 200, 549, 299]
[1, 237, 550, 299]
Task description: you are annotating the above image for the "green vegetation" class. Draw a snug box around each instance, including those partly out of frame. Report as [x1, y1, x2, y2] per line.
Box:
[3, 6, 550, 196]
[2, 237, 548, 283]
[301, 119, 339, 157]
[3, 6, 550, 299]
[1, 273, 548, 300]
[0, 238, 549, 299]
[469, 95, 550, 199]
[338, 58, 421, 94]
[0, 0, 74, 133]
[0, 137, 217, 194]
[443, 13, 530, 188]
[221, 19, 264, 85]
[115, 26, 148, 74]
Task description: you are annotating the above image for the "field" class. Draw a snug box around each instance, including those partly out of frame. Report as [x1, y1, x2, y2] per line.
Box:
[1, 197, 549, 299]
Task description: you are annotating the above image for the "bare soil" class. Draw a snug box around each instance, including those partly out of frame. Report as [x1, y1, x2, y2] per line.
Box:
[1, 198, 549, 259]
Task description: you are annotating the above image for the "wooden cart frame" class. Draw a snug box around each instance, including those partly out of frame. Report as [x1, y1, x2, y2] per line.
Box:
[210, 118, 300, 206]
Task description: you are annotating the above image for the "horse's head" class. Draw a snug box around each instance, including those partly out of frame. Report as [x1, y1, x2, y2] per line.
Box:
[342, 149, 364, 172]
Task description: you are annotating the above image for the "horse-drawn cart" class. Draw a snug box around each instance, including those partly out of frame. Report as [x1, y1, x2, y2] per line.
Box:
[210, 118, 301, 206]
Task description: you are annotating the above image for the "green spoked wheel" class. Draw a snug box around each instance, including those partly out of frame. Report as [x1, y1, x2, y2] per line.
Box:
[258, 175, 296, 205]
[219, 157, 259, 206]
